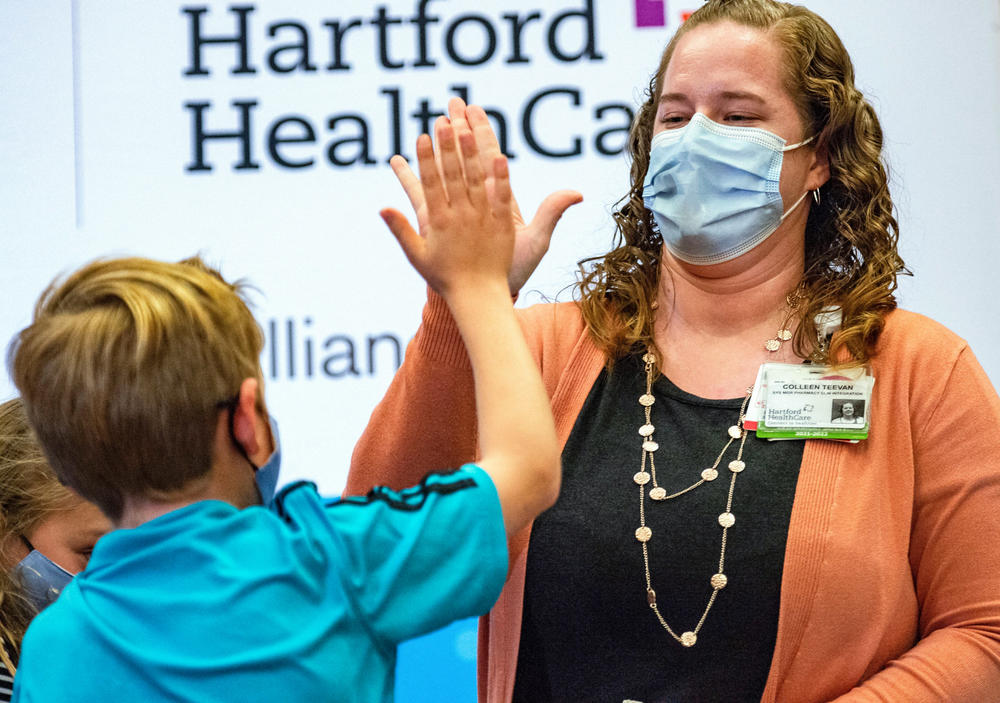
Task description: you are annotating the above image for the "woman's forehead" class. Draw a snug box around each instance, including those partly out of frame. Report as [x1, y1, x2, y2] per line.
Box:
[662, 21, 787, 97]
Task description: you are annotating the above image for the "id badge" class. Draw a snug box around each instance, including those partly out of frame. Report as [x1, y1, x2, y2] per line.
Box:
[745, 363, 874, 440]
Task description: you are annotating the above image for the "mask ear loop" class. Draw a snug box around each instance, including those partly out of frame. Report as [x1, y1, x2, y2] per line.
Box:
[782, 134, 815, 151]
[779, 134, 818, 219]
[780, 190, 811, 221]
[220, 396, 266, 506]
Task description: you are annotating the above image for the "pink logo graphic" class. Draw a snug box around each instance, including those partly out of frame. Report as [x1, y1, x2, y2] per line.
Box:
[634, 0, 666, 27]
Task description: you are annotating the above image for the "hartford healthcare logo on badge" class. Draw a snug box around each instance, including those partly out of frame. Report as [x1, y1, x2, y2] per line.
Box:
[180, 1, 637, 174]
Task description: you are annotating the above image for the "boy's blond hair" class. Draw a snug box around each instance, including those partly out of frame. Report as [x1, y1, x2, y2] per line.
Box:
[8, 256, 263, 522]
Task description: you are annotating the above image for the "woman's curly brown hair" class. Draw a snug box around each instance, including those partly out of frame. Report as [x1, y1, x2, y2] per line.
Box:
[576, 0, 908, 367]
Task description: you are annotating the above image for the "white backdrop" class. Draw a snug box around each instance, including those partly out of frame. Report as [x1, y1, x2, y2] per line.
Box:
[3, 0, 999, 496]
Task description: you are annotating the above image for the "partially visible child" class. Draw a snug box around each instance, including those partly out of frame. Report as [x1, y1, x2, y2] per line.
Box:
[7, 117, 560, 702]
[0, 398, 110, 701]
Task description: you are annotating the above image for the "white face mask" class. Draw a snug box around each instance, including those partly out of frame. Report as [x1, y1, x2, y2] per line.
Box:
[642, 113, 813, 265]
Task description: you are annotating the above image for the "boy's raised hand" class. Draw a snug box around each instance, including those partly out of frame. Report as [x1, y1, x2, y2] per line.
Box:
[385, 98, 582, 295]
[455, 99, 582, 294]
[380, 116, 514, 300]
[379, 112, 561, 542]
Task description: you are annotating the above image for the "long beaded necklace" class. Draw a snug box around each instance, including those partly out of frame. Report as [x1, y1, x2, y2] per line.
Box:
[634, 319, 791, 647]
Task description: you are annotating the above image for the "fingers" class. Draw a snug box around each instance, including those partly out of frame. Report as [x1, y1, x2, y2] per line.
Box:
[394, 102, 506, 235]
[388, 154, 426, 215]
[448, 97, 472, 185]
[415, 133, 447, 218]
[432, 100, 470, 193]
[433, 118, 465, 210]
[529, 190, 584, 238]
[466, 104, 502, 159]
[379, 208, 424, 269]
[490, 156, 512, 220]
[436, 117, 492, 212]
[447, 97, 470, 137]
[467, 106, 502, 183]
[458, 130, 487, 210]
[447, 96, 468, 119]
[467, 104, 525, 220]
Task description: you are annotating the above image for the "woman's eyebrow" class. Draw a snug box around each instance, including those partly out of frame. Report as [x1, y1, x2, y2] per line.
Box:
[658, 92, 688, 104]
[659, 90, 767, 104]
[719, 90, 766, 102]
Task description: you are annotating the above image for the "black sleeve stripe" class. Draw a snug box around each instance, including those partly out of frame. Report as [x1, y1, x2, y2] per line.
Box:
[326, 469, 479, 512]
[272, 480, 318, 522]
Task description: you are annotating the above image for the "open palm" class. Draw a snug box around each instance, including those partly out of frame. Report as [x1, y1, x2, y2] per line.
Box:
[388, 97, 582, 295]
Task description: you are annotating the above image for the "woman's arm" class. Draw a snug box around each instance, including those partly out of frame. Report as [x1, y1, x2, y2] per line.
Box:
[346, 288, 477, 494]
[831, 346, 1000, 701]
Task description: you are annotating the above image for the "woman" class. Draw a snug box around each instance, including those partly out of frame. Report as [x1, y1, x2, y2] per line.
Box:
[830, 400, 863, 425]
[0, 398, 110, 700]
[347, 1, 1000, 700]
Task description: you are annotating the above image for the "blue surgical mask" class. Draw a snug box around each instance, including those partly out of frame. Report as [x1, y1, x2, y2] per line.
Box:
[642, 113, 813, 265]
[253, 415, 281, 507]
[224, 398, 282, 507]
[15, 549, 73, 611]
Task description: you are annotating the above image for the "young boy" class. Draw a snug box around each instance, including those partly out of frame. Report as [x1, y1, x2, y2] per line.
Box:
[7, 120, 560, 701]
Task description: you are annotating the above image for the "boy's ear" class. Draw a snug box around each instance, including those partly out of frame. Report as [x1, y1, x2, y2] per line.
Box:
[231, 377, 263, 458]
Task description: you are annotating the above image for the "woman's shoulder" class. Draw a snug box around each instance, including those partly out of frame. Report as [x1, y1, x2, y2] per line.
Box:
[870, 308, 986, 407]
[514, 299, 601, 379]
[517, 297, 582, 316]
[516, 299, 586, 335]
[876, 308, 969, 362]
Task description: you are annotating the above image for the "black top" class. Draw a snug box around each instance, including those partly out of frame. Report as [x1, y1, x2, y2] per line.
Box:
[513, 353, 804, 703]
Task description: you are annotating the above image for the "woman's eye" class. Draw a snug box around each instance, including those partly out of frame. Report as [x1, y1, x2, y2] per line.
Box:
[726, 114, 755, 123]
[659, 114, 688, 127]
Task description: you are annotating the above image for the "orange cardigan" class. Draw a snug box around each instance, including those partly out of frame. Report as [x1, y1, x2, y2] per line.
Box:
[347, 293, 1000, 702]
